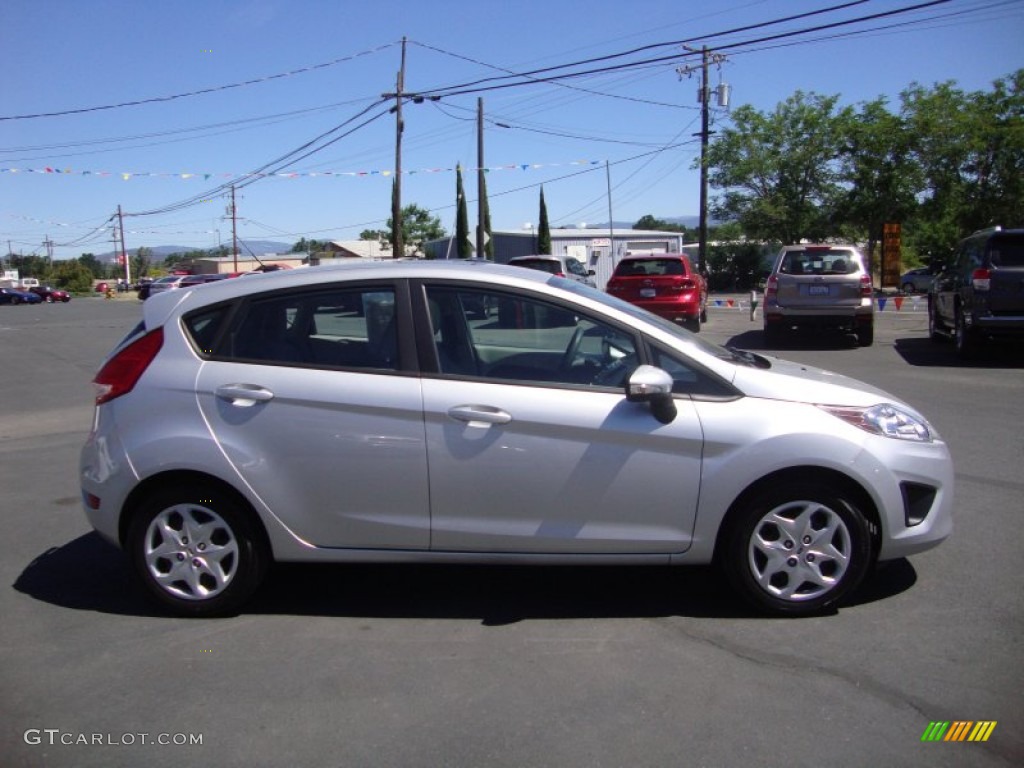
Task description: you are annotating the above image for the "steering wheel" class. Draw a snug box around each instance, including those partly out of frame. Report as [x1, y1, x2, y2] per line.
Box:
[560, 326, 586, 372]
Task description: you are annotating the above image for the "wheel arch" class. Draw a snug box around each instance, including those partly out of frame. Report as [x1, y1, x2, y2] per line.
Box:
[712, 466, 882, 564]
[118, 470, 271, 558]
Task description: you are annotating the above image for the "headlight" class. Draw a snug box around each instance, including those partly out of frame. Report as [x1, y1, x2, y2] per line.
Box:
[819, 403, 934, 442]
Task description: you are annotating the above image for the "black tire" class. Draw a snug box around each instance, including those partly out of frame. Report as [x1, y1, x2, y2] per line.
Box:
[720, 482, 873, 616]
[685, 315, 701, 333]
[902, 282, 915, 294]
[954, 306, 980, 360]
[126, 483, 268, 617]
[927, 299, 945, 342]
[856, 323, 874, 347]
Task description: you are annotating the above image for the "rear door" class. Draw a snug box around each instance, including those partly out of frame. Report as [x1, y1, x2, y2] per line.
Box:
[193, 281, 430, 550]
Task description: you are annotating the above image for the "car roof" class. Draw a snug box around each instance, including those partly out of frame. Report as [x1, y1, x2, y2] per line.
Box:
[142, 259, 554, 324]
[614, 257, 688, 264]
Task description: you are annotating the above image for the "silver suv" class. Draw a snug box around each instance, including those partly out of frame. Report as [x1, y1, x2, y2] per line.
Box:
[763, 244, 874, 346]
[508, 254, 597, 287]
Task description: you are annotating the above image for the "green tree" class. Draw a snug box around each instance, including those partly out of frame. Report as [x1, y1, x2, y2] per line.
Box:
[705, 91, 849, 243]
[835, 97, 921, 267]
[900, 71, 1024, 261]
[132, 247, 153, 280]
[78, 253, 105, 279]
[291, 238, 329, 253]
[538, 187, 552, 255]
[455, 165, 472, 258]
[50, 258, 94, 293]
[383, 204, 446, 256]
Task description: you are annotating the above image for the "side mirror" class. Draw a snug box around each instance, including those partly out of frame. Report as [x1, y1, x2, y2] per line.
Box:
[626, 365, 677, 424]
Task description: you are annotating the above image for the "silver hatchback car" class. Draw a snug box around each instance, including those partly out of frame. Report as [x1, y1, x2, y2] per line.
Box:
[81, 260, 952, 617]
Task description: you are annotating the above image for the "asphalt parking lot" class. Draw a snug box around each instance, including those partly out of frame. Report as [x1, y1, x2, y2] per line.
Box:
[1, 295, 1021, 767]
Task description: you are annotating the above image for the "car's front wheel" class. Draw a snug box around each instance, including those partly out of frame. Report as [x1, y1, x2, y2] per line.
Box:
[127, 484, 268, 617]
[721, 482, 873, 616]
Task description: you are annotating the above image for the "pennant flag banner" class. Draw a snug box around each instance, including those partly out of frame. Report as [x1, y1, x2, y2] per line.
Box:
[0, 160, 602, 181]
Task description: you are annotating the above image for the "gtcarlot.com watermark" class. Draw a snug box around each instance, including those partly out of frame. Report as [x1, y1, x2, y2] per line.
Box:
[24, 729, 203, 747]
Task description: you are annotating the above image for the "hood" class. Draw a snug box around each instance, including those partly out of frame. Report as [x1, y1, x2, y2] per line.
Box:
[731, 355, 906, 409]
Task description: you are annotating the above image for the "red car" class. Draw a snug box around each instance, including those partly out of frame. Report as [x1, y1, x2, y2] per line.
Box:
[29, 285, 71, 303]
[605, 253, 708, 332]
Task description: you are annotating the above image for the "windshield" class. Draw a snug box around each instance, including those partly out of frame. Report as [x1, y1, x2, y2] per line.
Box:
[550, 276, 757, 364]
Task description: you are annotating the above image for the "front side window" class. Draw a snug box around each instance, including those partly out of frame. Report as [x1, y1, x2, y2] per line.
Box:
[210, 287, 398, 370]
[425, 286, 638, 388]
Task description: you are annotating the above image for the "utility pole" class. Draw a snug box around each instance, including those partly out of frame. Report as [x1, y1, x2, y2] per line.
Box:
[230, 185, 239, 272]
[679, 46, 730, 275]
[476, 98, 486, 259]
[391, 37, 407, 258]
[117, 205, 131, 285]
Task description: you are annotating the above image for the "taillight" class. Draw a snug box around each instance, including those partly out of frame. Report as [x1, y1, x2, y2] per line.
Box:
[860, 274, 873, 297]
[556, 271, 566, 278]
[765, 275, 779, 297]
[971, 268, 991, 291]
[93, 328, 164, 405]
[670, 277, 696, 292]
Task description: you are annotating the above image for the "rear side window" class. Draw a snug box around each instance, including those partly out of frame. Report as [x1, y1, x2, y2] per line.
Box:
[205, 287, 399, 370]
[184, 307, 230, 356]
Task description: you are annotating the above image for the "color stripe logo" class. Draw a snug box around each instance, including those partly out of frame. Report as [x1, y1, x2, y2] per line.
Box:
[922, 721, 997, 742]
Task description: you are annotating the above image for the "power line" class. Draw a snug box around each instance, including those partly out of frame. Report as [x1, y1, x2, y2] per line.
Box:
[0, 42, 399, 122]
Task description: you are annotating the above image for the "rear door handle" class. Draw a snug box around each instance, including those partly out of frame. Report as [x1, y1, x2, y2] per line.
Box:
[447, 405, 512, 427]
[215, 384, 275, 407]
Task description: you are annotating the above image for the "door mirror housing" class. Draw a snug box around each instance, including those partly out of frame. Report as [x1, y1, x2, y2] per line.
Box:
[626, 365, 677, 424]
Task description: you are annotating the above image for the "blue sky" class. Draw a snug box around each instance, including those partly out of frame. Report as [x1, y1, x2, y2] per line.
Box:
[3, 0, 1022, 261]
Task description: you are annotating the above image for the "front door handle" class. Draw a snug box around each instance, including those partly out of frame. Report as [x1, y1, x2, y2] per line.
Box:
[447, 405, 512, 427]
[215, 384, 275, 407]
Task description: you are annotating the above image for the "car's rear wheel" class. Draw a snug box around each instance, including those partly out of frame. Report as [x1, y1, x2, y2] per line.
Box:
[954, 306, 980, 360]
[127, 484, 268, 617]
[856, 323, 874, 347]
[721, 482, 873, 616]
[763, 323, 783, 346]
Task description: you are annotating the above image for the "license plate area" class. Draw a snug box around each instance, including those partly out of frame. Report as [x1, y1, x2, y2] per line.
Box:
[640, 288, 657, 298]
[807, 285, 830, 296]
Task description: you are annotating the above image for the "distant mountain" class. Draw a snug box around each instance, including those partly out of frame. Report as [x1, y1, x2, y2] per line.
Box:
[573, 216, 708, 231]
[96, 240, 292, 262]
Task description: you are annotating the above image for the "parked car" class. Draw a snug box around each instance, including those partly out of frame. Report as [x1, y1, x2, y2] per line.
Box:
[899, 267, 936, 294]
[0, 287, 42, 305]
[508, 254, 597, 287]
[81, 261, 953, 618]
[928, 226, 1024, 358]
[604, 253, 708, 332]
[29, 285, 71, 303]
[179, 274, 232, 288]
[763, 244, 875, 346]
[144, 275, 188, 299]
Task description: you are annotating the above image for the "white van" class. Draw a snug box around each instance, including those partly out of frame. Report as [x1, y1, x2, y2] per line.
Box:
[19, 278, 40, 290]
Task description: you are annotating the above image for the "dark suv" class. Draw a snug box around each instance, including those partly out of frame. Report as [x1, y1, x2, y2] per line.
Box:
[928, 227, 1024, 358]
